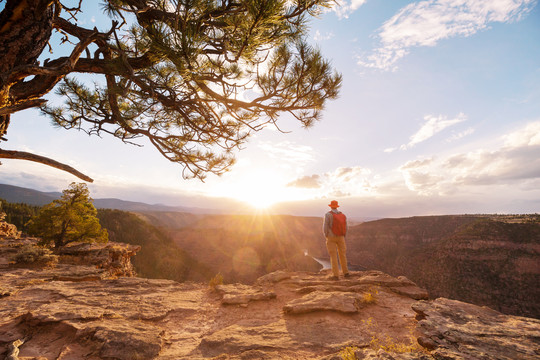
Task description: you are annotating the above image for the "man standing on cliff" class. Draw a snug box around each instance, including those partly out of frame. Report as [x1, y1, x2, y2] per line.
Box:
[323, 200, 350, 280]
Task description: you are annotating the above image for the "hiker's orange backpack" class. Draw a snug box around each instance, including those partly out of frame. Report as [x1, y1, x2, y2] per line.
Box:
[331, 212, 347, 236]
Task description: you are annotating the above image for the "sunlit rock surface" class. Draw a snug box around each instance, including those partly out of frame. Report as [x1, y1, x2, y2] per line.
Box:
[413, 298, 540, 360]
[1, 237, 539, 359]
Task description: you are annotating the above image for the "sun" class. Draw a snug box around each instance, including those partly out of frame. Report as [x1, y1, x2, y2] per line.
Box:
[243, 192, 277, 209]
[204, 164, 312, 209]
[230, 178, 282, 209]
[214, 170, 288, 209]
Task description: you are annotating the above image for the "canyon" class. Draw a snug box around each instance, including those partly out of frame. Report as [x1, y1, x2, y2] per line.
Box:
[1, 236, 539, 359]
[136, 211, 540, 319]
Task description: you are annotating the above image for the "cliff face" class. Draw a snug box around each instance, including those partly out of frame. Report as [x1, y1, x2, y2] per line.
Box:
[1, 236, 540, 360]
[346, 215, 540, 319]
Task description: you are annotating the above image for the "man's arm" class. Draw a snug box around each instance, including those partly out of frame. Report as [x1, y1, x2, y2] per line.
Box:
[323, 212, 331, 237]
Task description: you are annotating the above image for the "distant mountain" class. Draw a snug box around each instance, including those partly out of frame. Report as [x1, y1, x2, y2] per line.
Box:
[93, 198, 191, 212]
[0, 183, 210, 213]
[0, 184, 59, 206]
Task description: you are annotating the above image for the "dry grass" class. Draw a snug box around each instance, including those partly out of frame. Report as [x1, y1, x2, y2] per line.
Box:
[360, 317, 427, 356]
[361, 287, 379, 304]
[339, 346, 359, 360]
[208, 272, 224, 289]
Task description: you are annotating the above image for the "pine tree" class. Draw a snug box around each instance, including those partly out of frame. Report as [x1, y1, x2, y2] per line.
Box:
[28, 183, 108, 248]
[0, 0, 342, 181]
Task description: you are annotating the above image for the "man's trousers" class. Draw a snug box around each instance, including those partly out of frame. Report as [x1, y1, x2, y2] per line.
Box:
[325, 235, 349, 277]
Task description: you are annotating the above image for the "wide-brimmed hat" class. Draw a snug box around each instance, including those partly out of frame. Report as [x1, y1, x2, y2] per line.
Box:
[328, 200, 339, 208]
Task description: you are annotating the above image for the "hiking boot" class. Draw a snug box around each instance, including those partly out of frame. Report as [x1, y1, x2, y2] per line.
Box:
[329, 276, 339, 281]
[344, 273, 351, 278]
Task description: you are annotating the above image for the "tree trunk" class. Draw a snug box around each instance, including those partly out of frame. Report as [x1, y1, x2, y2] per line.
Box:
[0, 0, 56, 139]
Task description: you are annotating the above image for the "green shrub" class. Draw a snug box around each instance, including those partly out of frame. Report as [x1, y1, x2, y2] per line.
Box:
[14, 244, 58, 266]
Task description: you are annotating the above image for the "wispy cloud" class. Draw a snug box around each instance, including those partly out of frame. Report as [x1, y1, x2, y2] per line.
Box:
[287, 175, 321, 189]
[381, 113, 468, 153]
[399, 120, 540, 195]
[332, 0, 368, 19]
[258, 141, 316, 164]
[314, 30, 335, 42]
[359, 0, 536, 70]
[286, 166, 374, 197]
[446, 127, 475, 142]
[401, 113, 467, 150]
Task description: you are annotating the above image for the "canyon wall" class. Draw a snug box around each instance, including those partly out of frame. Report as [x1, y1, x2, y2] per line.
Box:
[346, 215, 540, 318]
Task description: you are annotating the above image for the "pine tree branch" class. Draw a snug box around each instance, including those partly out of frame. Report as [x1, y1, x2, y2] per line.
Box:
[0, 99, 47, 115]
[0, 149, 93, 182]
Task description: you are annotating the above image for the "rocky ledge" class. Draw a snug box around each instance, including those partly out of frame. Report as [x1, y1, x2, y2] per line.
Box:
[1, 238, 539, 359]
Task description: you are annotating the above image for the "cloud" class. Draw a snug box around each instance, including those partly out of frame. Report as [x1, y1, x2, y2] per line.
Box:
[328, 190, 351, 197]
[332, 0, 368, 19]
[0, 160, 87, 193]
[286, 166, 375, 198]
[331, 166, 371, 182]
[399, 120, 540, 195]
[314, 30, 335, 41]
[402, 169, 445, 195]
[400, 113, 467, 150]
[287, 175, 321, 189]
[502, 121, 540, 147]
[446, 127, 475, 142]
[359, 0, 536, 70]
[258, 141, 316, 164]
[400, 157, 434, 170]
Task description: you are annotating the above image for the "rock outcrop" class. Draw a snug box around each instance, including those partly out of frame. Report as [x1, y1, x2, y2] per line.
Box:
[413, 298, 540, 360]
[1, 236, 539, 359]
[57, 241, 140, 277]
[0, 213, 20, 239]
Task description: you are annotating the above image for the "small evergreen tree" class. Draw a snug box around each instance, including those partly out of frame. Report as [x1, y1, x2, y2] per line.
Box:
[28, 183, 108, 248]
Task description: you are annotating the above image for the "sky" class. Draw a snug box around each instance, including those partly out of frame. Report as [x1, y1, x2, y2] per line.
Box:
[1, 0, 540, 219]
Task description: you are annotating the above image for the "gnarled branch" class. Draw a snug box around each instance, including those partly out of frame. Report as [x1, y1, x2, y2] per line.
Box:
[0, 99, 47, 115]
[0, 148, 93, 182]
